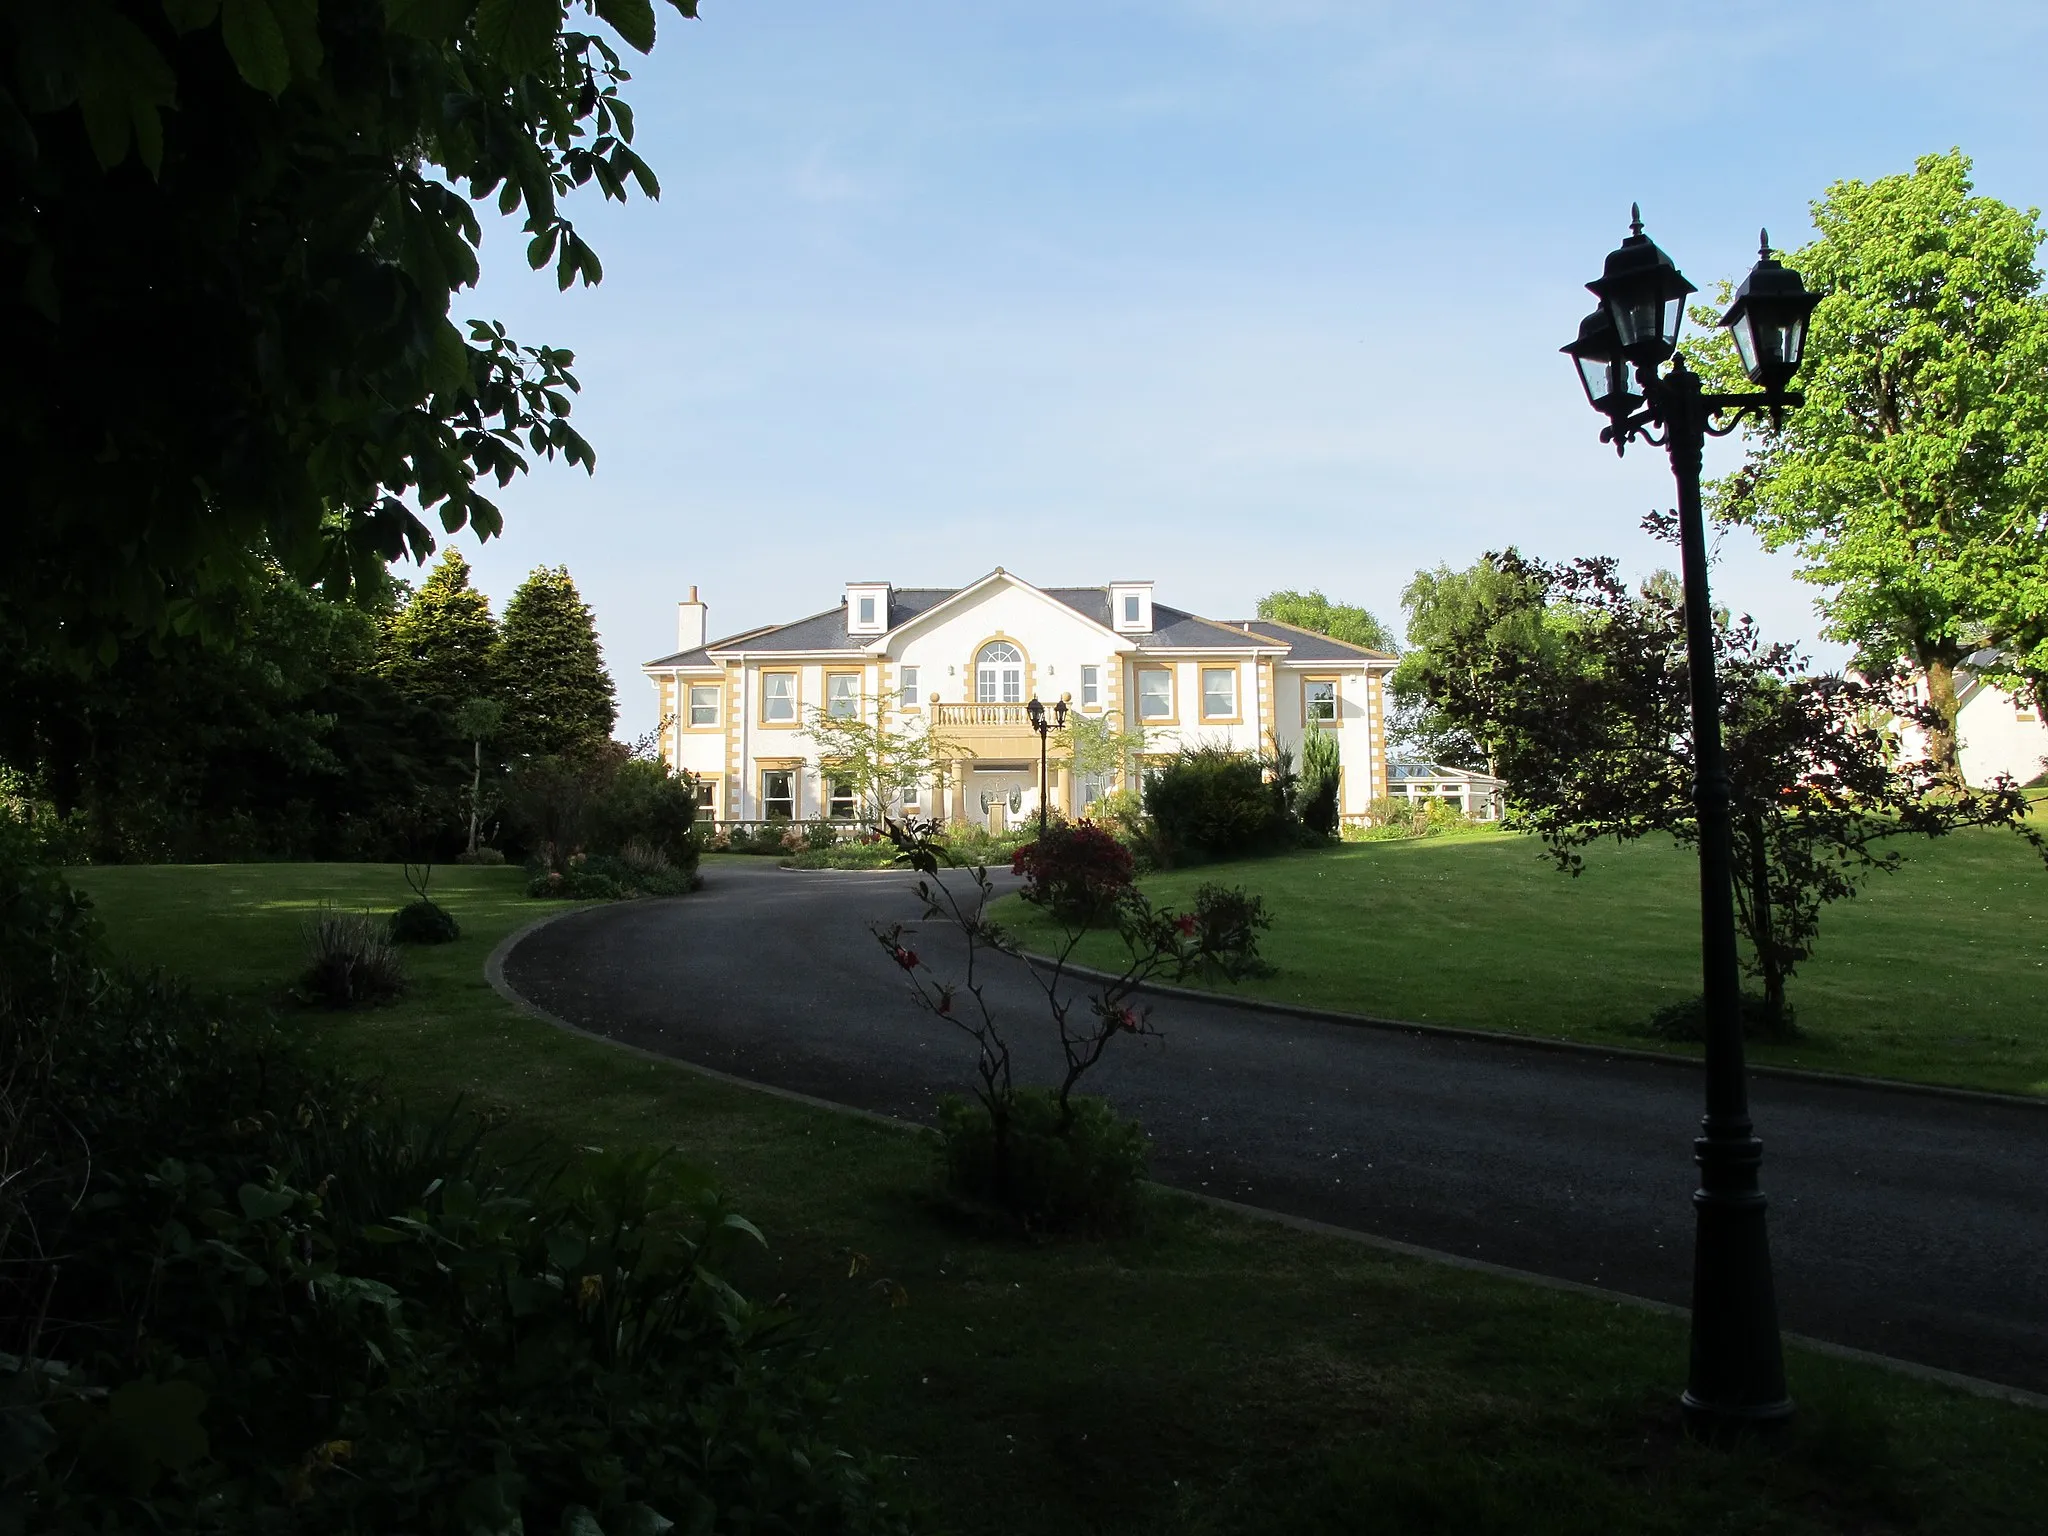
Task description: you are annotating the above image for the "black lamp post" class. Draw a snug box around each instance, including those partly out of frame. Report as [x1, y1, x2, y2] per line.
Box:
[1024, 694, 1069, 838]
[1561, 208, 1820, 1438]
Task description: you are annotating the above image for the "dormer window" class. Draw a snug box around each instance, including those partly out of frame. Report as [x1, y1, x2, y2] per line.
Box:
[1110, 581, 1153, 634]
[846, 582, 890, 635]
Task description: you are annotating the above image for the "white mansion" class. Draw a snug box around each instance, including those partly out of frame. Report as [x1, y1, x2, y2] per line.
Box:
[642, 569, 1395, 829]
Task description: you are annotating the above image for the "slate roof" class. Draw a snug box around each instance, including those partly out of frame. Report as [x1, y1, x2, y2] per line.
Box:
[644, 581, 1391, 667]
[1228, 618, 1397, 662]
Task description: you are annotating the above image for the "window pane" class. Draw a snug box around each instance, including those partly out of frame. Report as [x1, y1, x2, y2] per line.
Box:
[1080, 665, 1098, 706]
[858, 596, 875, 625]
[1002, 669, 1021, 704]
[900, 666, 919, 706]
[1306, 681, 1335, 721]
[689, 685, 718, 726]
[828, 674, 859, 718]
[1203, 668, 1235, 718]
[1139, 670, 1171, 719]
[1123, 593, 1139, 623]
[901, 778, 921, 808]
[828, 780, 856, 819]
[762, 770, 794, 819]
[763, 675, 795, 722]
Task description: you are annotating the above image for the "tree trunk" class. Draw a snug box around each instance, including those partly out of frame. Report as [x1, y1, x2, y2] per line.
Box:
[1923, 653, 1963, 785]
[467, 738, 482, 855]
[1746, 815, 1787, 1030]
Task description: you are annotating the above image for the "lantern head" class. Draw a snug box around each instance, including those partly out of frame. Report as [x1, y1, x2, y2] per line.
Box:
[1561, 307, 1642, 421]
[1587, 204, 1695, 366]
[1719, 230, 1821, 393]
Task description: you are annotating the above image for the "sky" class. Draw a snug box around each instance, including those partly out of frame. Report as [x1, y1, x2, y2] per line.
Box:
[448, 0, 2048, 741]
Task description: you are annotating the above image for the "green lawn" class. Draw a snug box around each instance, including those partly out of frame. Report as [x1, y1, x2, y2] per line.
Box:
[70, 862, 2048, 1534]
[995, 826, 2048, 1096]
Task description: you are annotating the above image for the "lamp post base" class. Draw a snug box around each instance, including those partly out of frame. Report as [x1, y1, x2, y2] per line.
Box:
[1681, 1130, 1792, 1440]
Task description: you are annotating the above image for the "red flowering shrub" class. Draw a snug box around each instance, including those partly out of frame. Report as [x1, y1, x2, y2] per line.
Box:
[1011, 820, 1134, 926]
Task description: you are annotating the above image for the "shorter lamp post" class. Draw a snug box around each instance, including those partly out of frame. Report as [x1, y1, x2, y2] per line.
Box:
[1560, 207, 1821, 1437]
[1024, 694, 1069, 838]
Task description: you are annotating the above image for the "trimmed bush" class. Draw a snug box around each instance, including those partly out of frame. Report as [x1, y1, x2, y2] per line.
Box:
[1143, 746, 1288, 861]
[1011, 820, 1134, 925]
[389, 898, 460, 945]
[454, 846, 507, 866]
[1647, 991, 1799, 1042]
[1298, 728, 1342, 839]
[935, 1088, 1150, 1235]
[298, 907, 406, 1006]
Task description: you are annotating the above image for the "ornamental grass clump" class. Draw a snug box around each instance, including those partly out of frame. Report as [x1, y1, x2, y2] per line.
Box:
[299, 906, 406, 1007]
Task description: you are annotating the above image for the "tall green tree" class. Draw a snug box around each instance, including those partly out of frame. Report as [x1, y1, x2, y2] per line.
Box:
[1255, 590, 1398, 653]
[0, 567, 450, 860]
[1, 0, 696, 670]
[1413, 547, 2042, 1024]
[494, 565, 616, 759]
[1391, 557, 1561, 767]
[381, 549, 499, 709]
[1702, 150, 2048, 775]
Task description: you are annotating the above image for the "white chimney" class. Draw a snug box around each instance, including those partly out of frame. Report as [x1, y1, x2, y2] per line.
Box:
[676, 586, 707, 651]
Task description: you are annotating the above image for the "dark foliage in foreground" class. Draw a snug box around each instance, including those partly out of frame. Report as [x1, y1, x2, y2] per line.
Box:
[0, 838, 911, 1533]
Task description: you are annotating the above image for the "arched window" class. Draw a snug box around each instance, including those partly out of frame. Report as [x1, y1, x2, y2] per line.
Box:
[976, 641, 1024, 704]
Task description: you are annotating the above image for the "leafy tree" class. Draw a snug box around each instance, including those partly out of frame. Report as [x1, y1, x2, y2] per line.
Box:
[494, 565, 616, 759]
[1064, 708, 1147, 800]
[381, 549, 499, 710]
[450, 695, 505, 856]
[1699, 150, 2048, 775]
[1416, 543, 2043, 1024]
[1, 0, 696, 669]
[1255, 589, 1398, 653]
[1391, 557, 1563, 768]
[802, 695, 957, 827]
[0, 566, 451, 860]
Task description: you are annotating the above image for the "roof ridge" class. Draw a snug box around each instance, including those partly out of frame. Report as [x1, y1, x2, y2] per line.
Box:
[1240, 615, 1398, 659]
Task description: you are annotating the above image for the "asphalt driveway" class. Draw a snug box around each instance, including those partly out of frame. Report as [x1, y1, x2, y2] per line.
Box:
[500, 859, 2048, 1393]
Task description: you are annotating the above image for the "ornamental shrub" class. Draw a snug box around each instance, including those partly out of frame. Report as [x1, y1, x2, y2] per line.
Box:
[1142, 746, 1288, 861]
[1298, 728, 1342, 839]
[1187, 883, 1276, 979]
[1012, 819, 1135, 925]
[389, 898, 460, 945]
[934, 1088, 1150, 1235]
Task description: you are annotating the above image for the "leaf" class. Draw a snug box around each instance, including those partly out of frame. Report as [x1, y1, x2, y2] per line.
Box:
[473, 0, 563, 75]
[221, 0, 291, 95]
[237, 1182, 296, 1220]
[270, 0, 323, 79]
[594, 0, 656, 52]
[560, 1507, 607, 1536]
[105, 1378, 210, 1481]
[384, 0, 472, 38]
[162, 0, 222, 32]
[614, 1506, 677, 1536]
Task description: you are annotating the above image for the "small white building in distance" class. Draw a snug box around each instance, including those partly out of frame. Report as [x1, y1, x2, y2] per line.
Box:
[1891, 663, 2048, 788]
[1385, 760, 1507, 820]
[642, 569, 1396, 828]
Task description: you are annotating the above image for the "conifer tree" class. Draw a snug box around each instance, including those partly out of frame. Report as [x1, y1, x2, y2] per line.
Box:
[494, 566, 617, 759]
[380, 550, 499, 710]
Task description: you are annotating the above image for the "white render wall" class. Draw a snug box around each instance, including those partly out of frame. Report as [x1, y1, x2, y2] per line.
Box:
[1959, 686, 2048, 786]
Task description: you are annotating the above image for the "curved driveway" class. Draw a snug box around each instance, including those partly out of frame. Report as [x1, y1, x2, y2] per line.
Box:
[502, 860, 2048, 1393]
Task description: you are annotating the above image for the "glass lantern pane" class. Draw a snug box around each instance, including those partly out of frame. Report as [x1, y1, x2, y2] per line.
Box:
[1775, 316, 1806, 367]
[1660, 295, 1685, 347]
[1613, 297, 1662, 348]
[1577, 354, 1611, 404]
[1731, 316, 1760, 377]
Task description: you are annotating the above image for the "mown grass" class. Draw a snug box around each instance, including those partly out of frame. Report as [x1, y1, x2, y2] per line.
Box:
[994, 824, 2048, 1096]
[71, 861, 2048, 1534]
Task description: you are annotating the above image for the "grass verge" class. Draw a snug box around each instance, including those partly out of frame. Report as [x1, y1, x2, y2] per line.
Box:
[994, 826, 2048, 1097]
[71, 861, 2048, 1534]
